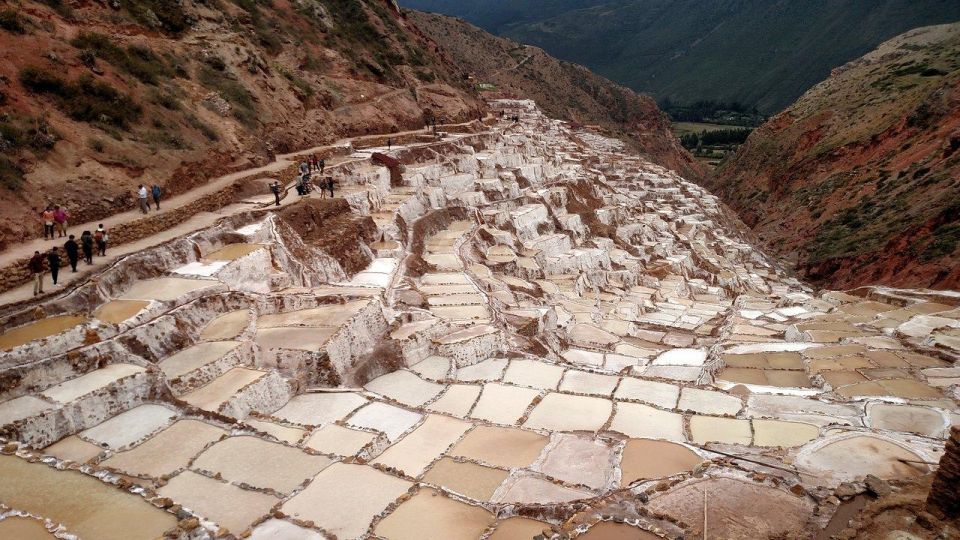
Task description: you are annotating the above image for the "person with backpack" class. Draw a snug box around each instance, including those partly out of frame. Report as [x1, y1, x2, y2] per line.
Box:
[47, 247, 61, 286]
[80, 231, 94, 265]
[29, 251, 45, 295]
[319, 158, 325, 175]
[64, 234, 79, 272]
[41, 206, 55, 240]
[151, 184, 162, 210]
[95, 225, 108, 256]
[326, 176, 335, 198]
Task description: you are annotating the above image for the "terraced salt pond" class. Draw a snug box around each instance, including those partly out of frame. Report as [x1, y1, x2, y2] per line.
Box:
[0, 99, 955, 539]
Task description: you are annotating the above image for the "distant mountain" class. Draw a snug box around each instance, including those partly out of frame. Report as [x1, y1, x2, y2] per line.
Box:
[407, 10, 702, 180]
[403, 0, 960, 114]
[710, 23, 960, 289]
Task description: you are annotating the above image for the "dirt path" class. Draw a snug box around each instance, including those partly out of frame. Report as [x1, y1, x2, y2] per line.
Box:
[0, 118, 492, 309]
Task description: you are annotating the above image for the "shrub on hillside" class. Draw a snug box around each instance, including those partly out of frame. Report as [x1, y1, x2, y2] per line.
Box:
[121, 0, 191, 34]
[0, 9, 25, 33]
[19, 67, 142, 127]
[71, 32, 172, 84]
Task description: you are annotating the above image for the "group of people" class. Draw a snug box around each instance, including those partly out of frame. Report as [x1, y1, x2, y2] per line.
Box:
[307, 155, 326, 174]
[39, 205, 70, 240]
[137, 184, 163, 214]
[28, 224, 109, 296]
[292, 159, 336, 199]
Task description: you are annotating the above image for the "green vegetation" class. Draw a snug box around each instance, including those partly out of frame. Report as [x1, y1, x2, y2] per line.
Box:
[197, 66, 257, 126]
[19, 67, 142, 127]
[678, 127, 751, 149]
[71, 32, 173, 85]
[0, 115, 58, 191]
[661, 99, 765, 126]
[0, 9, 26, 33]
[405, 0, 960, 113]
[921, 223, 960, 261]
[120, 0, 191, 34]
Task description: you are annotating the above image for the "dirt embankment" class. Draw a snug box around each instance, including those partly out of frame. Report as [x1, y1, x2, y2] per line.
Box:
[710, 23, 960, 290]
[279, 199, 378, 275]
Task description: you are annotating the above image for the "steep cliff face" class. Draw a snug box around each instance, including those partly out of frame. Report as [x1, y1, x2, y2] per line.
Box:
[711, 23, 960, 290]
[406, 10, 703, 181]
[0, 0, 482, 249]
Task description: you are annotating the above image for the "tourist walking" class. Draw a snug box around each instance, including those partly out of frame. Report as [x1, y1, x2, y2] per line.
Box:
[64, 235, 79, 272]
[299, 161, 309, 177]
[29, 250, 44, 296]
[41, 206, 55, 240]
[95, 225, 108, 256]
[53, 205, 69, 238]
[151, 184, 162, 210]
[80, 231, 94, 265]
[47, 247, 61, 286]
[327, 176, 335, 198]
[138, 184, 149, 214]
[387, 137, 393, 151]
[270, 181, 281, 206]
[319, 158, 325, 175]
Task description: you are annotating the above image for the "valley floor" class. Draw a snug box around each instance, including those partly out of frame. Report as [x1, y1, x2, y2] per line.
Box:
[0, 100, 957, 539]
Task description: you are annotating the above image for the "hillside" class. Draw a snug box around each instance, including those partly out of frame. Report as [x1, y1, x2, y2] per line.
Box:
[404, 0, 960, 114]
[406, 10, 702, 180]
[0, 0, 483, 250]
[710, 23, 960, 290]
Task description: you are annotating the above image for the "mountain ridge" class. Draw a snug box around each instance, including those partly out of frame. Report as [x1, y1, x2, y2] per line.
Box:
[710, 23, 960, 290]
[404, 0, 960, 114]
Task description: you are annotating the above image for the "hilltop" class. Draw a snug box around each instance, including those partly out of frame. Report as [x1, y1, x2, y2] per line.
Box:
[0, 0, 483, 249]
[710, 23, 960, 290]
[404, 0, 960, 114]
[406, 10, 701, 180]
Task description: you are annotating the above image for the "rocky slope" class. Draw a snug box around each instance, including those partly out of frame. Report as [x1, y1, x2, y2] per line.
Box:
[710, 23, 960, 290]
[0, 0, 483, 250]
[406, 10, 702, 181]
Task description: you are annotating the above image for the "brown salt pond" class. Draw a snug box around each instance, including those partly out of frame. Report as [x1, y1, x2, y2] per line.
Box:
[577, 521, 660, 539]
[200, 309, 251, 341]
[0, 455, 176, 540]
[618, 439, 704, 484]
[0, 516, 56, 539]
[0, 315, 87, 351]
[93, 300, 150, 325]
[205, 243, 264, 261]
[449, 426, 549, 469]
[374, 488, 494, 540]
[422, 457, 509, 500]
[488, 517, 554, 540]
[718, 367, 812, 388]
[647, 476, 812, 539]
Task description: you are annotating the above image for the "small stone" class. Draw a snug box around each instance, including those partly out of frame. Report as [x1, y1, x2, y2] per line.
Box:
[790, 484, 806, 497]
[155, 497, 174, 508]
[864, 475, 891, 497]
[914, 511, 937, 529]
[826, 496, 840, 505]
[1, 443, 18, 454]
[835, 482, 861, 499]
[178, 517, 200, 530]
